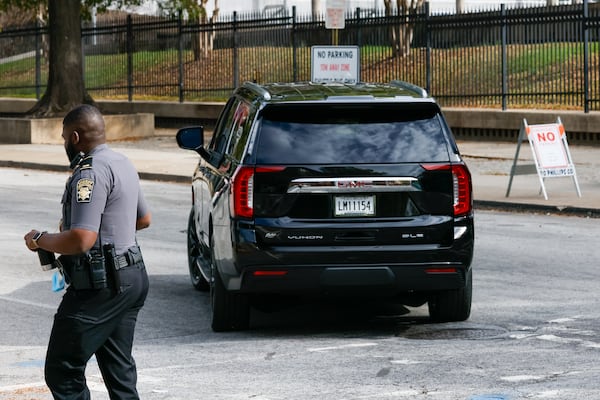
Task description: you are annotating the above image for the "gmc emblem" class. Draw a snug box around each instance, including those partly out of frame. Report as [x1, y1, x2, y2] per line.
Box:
[337, 180, 368, 188]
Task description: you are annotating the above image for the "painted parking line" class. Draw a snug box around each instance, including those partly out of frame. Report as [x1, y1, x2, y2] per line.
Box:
[0, 381, 47, 393]
[0, 295, 56, 310]
[307, 342, 378, 352]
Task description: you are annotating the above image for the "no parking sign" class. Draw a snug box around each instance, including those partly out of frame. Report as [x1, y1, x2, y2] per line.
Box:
[311, 45, 359, 84]
[527, 122, 573, 177]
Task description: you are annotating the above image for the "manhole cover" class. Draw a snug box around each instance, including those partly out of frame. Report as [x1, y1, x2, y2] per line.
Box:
[402, 324, 507, 340]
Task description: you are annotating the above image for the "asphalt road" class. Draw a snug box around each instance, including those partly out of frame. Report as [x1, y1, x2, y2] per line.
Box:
[1, 167, 600, 400]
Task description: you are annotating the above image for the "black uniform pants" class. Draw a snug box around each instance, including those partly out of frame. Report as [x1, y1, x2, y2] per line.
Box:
[45, 263, 149, 400]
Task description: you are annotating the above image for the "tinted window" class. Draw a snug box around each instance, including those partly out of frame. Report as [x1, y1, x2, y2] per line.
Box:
[226, 102, 253, 160]
[255, 103, 450, 164]
[208, 97, 237, 154]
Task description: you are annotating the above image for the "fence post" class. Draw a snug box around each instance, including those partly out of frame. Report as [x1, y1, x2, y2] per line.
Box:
[425, 2, 431, 94]
[233, 11, 239, 89]
[35, 19, 42, 100]
[501, 4, 508, 110]
[292, 6, 298, 82]
[356, 8, 362, 48]
[127, 15, 133, 102]
[583, 0, 590, 113]
[178, 11, 184, 103]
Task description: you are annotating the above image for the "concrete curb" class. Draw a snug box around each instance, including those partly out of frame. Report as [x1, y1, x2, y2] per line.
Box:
[474, 200, 600, 218]
[138, 172, 190, 184]
[0, 160, 68, 173]
[0, 160, 191, 184]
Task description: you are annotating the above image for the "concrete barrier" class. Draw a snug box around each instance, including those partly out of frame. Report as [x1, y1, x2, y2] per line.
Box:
[443, 108, 600, 144]
[0, 112, 154, 144]
[1, 98, 599, 145]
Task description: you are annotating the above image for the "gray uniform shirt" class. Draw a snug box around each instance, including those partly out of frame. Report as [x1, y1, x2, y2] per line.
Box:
[62, 144, 149, 254]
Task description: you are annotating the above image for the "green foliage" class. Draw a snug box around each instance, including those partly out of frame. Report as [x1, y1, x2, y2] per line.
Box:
[0, 0, 144, 22]
[0, 55, 46, 97]
[85, 50, 178, 87]
[508, 43, 581, 75]
[0, 0, 198, 20]
[0, 0, 44, 12]
[81, 0, 144, 19]
[158, 0, 205, 19]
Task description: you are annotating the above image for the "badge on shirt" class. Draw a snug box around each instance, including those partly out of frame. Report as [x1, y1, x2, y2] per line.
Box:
[76, 178, 94, 203]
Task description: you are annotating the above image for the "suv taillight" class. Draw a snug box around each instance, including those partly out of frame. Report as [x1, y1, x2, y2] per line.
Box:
[231, 166, 255, 219]
[231, 166, 286, 219]
[452, 164, 472, 217]
[422, 163, 472, 217]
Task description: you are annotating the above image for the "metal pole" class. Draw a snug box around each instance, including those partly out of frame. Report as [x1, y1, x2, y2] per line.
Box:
[127, 15, 133, 102]
[292, 6, 298, 82]
[501, 4, 508, 110]
[356, 8, 362, 48]
[233, 12, 239, 89]
[178, 11, 184, 103]
[425, 2, 431, 94]
[35, 19, 42, 100]
[583, 0, 590, 113]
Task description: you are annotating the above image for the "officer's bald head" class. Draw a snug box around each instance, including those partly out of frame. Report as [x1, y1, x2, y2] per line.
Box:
[63, 104, 106, 146]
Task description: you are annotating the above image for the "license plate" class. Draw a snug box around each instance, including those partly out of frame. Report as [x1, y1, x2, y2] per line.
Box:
[334, 195, 375, 217]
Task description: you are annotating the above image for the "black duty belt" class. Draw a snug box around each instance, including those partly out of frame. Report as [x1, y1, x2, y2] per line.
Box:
[115, 249, 143, 270]
[115, 255, 131, 269]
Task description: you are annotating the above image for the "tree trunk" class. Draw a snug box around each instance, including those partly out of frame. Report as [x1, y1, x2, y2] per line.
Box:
[312, 0, 321, 20]
[192, 0, 220, 61]
[387, 0, 424, 58]
[28, 0, 94, 117]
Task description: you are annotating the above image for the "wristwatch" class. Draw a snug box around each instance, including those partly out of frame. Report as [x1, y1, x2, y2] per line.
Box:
[32, 231, 46, 249]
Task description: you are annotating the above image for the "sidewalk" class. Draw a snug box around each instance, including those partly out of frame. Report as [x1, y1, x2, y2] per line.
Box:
[456, 140, 599, 217]
[0, 135, 598, 217]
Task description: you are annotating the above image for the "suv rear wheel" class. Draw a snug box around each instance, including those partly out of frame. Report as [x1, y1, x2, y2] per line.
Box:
[428, 269, 472, 322]
[210, 236, 250, 332]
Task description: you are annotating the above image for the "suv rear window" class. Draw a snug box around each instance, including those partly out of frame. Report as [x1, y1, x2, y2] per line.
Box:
[254, 103, 451, 164]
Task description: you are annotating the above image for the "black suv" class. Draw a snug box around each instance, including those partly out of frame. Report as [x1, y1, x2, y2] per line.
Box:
[177, 81, 474, 331]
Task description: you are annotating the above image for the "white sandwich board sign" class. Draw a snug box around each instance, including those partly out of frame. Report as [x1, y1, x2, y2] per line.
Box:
[506, 118, 581, 200]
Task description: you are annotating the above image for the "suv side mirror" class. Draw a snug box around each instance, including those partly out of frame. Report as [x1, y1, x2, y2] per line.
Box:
[176, 126, 210, 160]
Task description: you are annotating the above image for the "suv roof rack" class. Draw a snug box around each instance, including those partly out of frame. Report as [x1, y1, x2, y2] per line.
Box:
[390, 80, 428, 98]
[241, 81, 272, 101]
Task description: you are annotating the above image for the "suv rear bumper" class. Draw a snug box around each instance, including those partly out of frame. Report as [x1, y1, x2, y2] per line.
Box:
[240, 263, 470, 295]
[222, 222, 474, 295]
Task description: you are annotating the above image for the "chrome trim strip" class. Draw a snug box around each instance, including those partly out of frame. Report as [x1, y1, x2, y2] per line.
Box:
[287, 177, 419, 193]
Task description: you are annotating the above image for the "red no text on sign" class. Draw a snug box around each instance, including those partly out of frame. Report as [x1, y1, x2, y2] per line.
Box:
[526, 123, 569, 169]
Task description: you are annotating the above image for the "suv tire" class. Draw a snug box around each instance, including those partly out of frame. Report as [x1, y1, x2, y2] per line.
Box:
[210, 237, 250, 332]
[428, 268, 472, 322]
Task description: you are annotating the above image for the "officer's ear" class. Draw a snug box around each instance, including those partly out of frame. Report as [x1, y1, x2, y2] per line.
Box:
[72, 130, 80, 144]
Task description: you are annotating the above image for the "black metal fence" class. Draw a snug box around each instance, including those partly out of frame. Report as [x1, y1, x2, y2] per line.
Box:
[2, 1, 600, 111]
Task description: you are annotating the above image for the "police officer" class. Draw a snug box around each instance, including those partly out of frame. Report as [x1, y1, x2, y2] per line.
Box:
[24, 104, 151, 400]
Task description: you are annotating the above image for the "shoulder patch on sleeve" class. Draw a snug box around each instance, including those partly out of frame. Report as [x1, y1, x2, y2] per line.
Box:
[79, 156, 93, 170]
[76, 178, 94, 203]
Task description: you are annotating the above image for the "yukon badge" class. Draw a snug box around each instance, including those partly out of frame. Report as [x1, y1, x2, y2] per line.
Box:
[287, 234, 324, 240]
